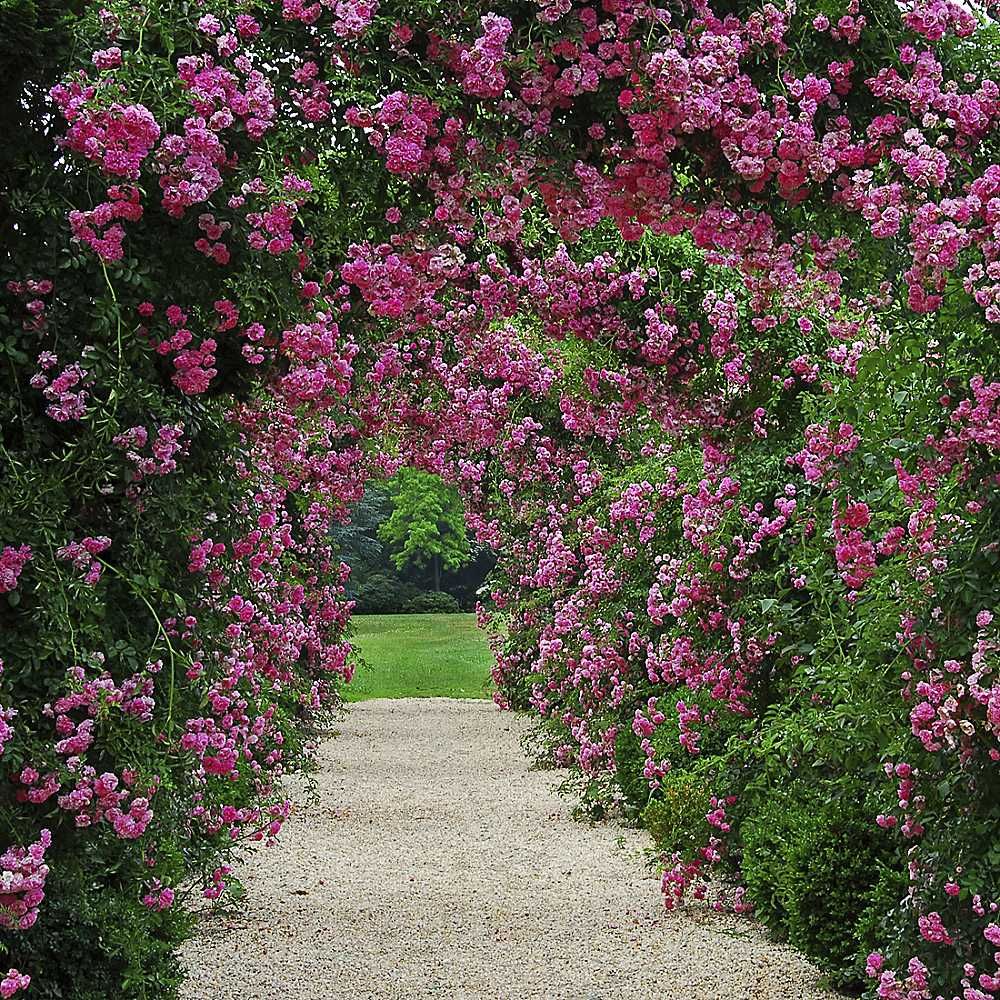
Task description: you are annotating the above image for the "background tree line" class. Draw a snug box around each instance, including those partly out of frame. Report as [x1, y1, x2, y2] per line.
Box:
[333, 468, 493, 614]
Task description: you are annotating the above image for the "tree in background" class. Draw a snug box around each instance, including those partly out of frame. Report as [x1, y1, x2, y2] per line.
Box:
[331, 484, 391, 583]
[378, 470, 470, 592]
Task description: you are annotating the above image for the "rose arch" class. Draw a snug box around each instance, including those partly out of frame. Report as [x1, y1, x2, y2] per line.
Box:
[1, 1, 999, 997]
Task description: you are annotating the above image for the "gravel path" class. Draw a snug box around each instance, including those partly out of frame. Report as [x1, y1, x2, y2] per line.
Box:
[180, 698, 837, 1000]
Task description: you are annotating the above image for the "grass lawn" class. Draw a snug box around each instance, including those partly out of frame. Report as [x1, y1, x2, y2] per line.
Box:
[345, 613, 495, 701]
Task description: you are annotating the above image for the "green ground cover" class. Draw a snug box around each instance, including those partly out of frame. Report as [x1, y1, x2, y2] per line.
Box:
[345, 613, 494, 700]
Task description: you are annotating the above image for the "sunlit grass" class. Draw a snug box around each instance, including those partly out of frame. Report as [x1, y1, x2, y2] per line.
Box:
[345, 613, 494, 700]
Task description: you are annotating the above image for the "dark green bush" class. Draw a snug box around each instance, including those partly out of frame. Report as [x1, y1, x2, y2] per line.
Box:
[354, 573, 420, 614]
[3, 860, 190, 1000]
[856, 863, 911, 975]
[740, 784, 892, 992]
[613, 725, 655, 815]
[403, 591, 462, 614]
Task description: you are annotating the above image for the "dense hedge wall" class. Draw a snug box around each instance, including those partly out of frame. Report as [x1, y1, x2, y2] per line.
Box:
[0, 4, 369, 994]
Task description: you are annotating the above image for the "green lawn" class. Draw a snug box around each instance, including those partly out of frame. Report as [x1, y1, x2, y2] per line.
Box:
[345, 613, 495, 701]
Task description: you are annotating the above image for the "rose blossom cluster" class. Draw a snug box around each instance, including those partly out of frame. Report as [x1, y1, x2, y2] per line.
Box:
[55, 536, 112, 587]
[0, 830, 51, 931]
[0, 546, 32, 595]
[113, 423, 187, 481]
[30, 353, 94, 422]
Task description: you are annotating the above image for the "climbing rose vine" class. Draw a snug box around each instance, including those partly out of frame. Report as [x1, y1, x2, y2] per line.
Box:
[1, 1, 998, 998]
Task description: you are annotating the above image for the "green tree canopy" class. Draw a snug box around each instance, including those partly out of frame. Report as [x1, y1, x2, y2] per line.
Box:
[378, 469, 471, 591]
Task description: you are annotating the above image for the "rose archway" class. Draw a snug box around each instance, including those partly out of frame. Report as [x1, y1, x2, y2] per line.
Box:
[1, 2, 999, 998]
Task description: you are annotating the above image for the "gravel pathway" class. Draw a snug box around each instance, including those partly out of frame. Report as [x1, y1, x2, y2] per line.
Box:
[180, 698, 837, 1000]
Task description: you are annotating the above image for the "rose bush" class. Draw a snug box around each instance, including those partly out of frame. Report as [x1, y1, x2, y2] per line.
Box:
[1, 4, 366, 994]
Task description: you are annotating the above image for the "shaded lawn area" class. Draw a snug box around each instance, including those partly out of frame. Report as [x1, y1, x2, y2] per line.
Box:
[345, 613, 495, 700]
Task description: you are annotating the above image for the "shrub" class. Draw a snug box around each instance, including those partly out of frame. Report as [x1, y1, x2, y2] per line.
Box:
[354, 574, 420, 615]
[642, 772, 713, 861]
[404, 591, 462, 614]
[613, 726, 656, 816]
[740, 786, 893, 991]
[2, 860, 190, 1000]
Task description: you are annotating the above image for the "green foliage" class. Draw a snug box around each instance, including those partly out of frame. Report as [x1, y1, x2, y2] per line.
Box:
[642, 772, 712, 861]
[378, 469, 471, 585]
[331, 485, 391, 580]
[354, 572, 420, 615]
[613, 728, 656, 815]
[855, 864, 912, 981]
[404, 590, 461, 614]
[616, 686, 747, 815]
[740, 784, 893, 992]
[3, 859, 190, 1000]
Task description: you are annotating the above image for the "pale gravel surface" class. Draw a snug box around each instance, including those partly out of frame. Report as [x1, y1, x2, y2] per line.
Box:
[180, 698, 837, 1000]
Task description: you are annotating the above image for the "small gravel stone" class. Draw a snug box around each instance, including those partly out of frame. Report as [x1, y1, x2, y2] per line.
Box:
[180, 698, 837, 1000]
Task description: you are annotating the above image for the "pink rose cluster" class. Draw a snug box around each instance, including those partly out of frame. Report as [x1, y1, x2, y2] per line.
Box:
[0, 546, 32, 594]
[0, 830, 51, 931]
[30, 352, 94, 422]
[0, 970, 30, 999]
[113, 423, 187, 481]
[55, 536, 111, 586]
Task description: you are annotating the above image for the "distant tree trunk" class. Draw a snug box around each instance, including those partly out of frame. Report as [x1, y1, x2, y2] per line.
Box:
[433, 553, 441, 592]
